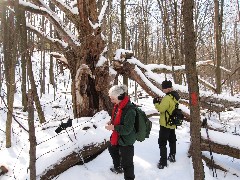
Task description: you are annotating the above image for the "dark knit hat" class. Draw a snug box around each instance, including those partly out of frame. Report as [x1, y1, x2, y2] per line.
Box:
[162, 80, 172, 89]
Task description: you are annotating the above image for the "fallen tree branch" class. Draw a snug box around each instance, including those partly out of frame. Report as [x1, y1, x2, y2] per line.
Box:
[201, 138, 240, 159]
[39, 140, 108, 180]
[112, 59, 240, 112]
[188, 146, 239, 177]
[202, 154, 228, 173]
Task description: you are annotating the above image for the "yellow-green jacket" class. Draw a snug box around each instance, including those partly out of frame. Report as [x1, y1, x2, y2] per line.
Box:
[154, 91, 180, 129]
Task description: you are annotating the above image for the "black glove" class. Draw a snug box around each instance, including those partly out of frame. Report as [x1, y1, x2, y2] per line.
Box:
[153, 97, 160, 104]
[55, 118, 73, 134]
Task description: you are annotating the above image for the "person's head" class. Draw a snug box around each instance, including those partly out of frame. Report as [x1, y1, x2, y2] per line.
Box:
[108, 85, 127, 104]
[162, 80, 173, 93]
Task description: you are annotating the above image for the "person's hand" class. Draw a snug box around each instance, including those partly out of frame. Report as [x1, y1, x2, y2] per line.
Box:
[107, 120, 112, 125]
[105, 124, 114, 131]
[153, 97, 160, 104]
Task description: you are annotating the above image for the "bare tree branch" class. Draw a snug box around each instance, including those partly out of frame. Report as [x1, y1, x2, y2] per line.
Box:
[26, 24, 65, 51]
[50, 0, 80, 28]
[20, 0, 79, 50]
[221, 66, 240, 85]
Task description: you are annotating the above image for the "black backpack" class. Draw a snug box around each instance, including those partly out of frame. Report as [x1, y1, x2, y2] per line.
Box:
[130, 103, 152, 142]
[165, 99, 184, 127]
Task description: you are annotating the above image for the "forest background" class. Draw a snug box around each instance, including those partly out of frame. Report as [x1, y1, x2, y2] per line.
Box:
[0, 0, 240, 179]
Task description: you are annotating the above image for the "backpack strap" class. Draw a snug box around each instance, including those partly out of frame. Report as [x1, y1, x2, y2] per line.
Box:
[164, 95, 178, 126]
[165, 110, 170, 126]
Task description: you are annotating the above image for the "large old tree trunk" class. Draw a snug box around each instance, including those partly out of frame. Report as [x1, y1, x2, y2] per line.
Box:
[15, 0, 113, 119]
[48, 0, 113, 118]
[66, 0, 112, 118]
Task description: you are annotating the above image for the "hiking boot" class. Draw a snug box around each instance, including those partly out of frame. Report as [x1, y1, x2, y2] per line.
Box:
[110, 167, 124, 174]
[157, 162, 167, 169]
[168, 154, 176, 162]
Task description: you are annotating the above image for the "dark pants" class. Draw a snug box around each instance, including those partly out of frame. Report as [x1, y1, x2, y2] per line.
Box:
[158, 126, 176, 165]
[108, 144, 135, 180]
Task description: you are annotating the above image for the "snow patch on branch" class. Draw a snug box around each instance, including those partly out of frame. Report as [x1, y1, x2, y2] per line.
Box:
[109, 67, 117, 76]
[135, 66, 165, 97]
[201, 128, 240, 149]
[114, 49, 133, 61]
[19, 0, 45, 11]
[27, 23, 68, 48]
[50, 52, 68, 65]
[89, 0, 108, 29]
[55, 0, 79, 14]
[96, 46, 108, 67]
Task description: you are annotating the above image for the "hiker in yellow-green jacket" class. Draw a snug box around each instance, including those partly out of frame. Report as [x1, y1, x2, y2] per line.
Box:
[153, 80, 180, 169]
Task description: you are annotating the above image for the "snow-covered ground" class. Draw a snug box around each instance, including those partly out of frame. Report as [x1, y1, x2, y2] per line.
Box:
[0, 52, 240, 180]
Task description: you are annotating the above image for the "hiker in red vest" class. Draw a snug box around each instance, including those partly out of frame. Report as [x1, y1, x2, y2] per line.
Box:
[105, 84, 136, 180]
[153, 80, 180, 169]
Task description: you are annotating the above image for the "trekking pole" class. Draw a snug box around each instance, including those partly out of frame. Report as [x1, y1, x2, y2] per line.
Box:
[65, 127, 73, 142]
[70, 114, 101, 170]
[72, 113, 105, 169]
[203, 111, 217, 177]
[208, 102, 218, 177]
[64, 126, 88, 169]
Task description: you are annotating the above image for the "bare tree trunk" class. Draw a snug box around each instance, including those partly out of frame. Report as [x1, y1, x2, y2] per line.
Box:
[0, 56, 2, 96]
[107, 0, 113, 60]
[234, 21, 240, 92]
[28, 90, 36, 180]
[3, 4, 17, 148]
[17, 8, 28, 112]
[157, 0, 178, 84]
[214, 0, 224, 94]
[40, 16, 46, 96]
[156, 27, 161, 63]
[121, 0, 128, 87]
[121, 0, 126, 50]
[158, 0, 172, 66]
[142, 0, 149, 64]
[182, 0, 204, 179]
[27, 52, 46, 124]
[17, 2, 46, 124]
[234, 21, 239, 64]
[173, 0, 181, 84]
[49, 1, 55, 86]
[162, 24, 167, 65]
